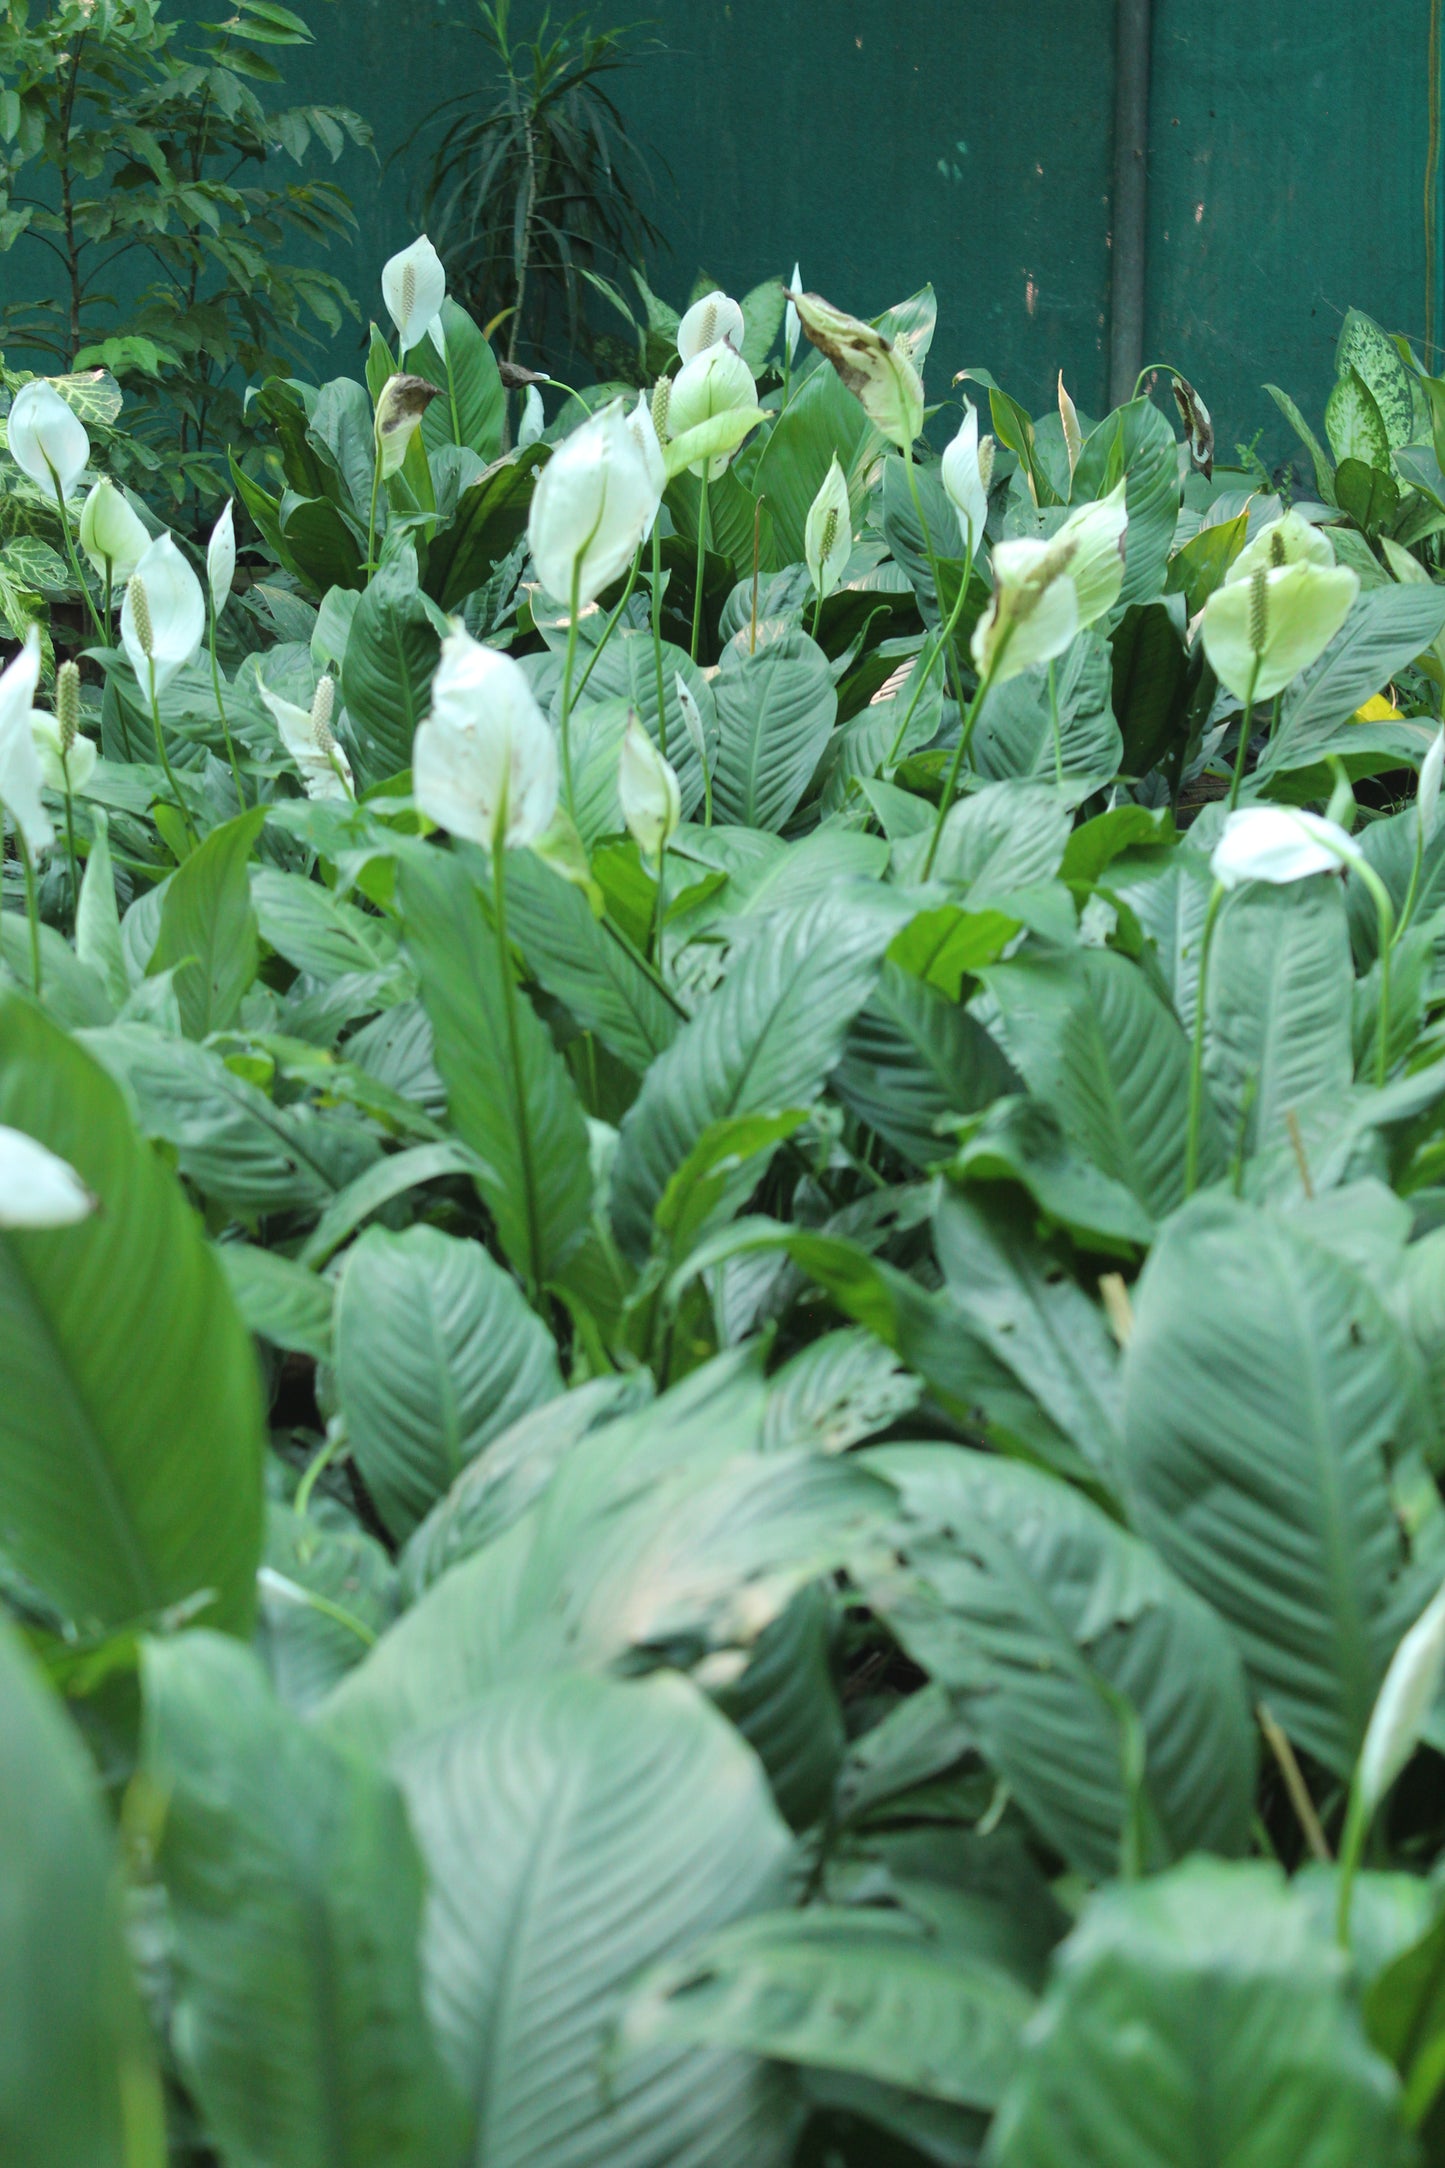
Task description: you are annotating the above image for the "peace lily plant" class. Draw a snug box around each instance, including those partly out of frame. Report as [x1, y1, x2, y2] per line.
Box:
[9, 242, 1445, 2168]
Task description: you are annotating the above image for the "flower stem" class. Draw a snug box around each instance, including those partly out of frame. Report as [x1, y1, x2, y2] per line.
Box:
[811, 590, 824, 644]
[147, 660, 197, 851]
[209, 608, 246, 806]
[1335, 1786, 1369, 1949]
[491, 826, 542, 1307]
[49, 468, 105, 644]
[884, 539, 975, 772]
[1185, 882, 1227, 1195]
[691, 471, 710, 664]
[650, 844, 667, 968]
[901, 435, 967, 717]
[1356, 860, 1396, 1087]
[650, 526, 669, 759]
[364, 446, 382, 581]
[558, 557, 583, 819]
[921, 656, 1001, 880]
[1226, 664, 1262, 810]
[572, 546, 641, 710]
[10, 819, 42, 995]
[58, 752, 80, 927]
[1049, 657, 1064, 785]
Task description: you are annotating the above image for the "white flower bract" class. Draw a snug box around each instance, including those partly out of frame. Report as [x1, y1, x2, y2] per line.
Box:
[413, 626, 559, 849]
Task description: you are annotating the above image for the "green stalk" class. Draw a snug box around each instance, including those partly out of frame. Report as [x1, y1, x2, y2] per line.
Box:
[811, 589, 825, 644]
[1226, 662, 1262, 810]
[364, 442, 383, 582]
[921, 650, 1004, 880]
[491, 818, 543, 1307]
[10, 818, 42, 996]
[1048, 657, 1064, 785]
[901, 433, 967, 717]
[558, 557, 583, 818]
[884, 519, 976, 772]
[48, 465, 105, 644]
[1355, 860, 1397, 1087]
[690, 470, 710, 663]
[1335, 1787, 1369, 1949]
[572, 545, 641, 709]
[1185, 882, 1227, 1195]
[208, 605, 246, 806]
[650, 525, 669, 758]
[58, 750, 80, 928]
[146, 660, 197, 852]
[650, 844, 667, 968]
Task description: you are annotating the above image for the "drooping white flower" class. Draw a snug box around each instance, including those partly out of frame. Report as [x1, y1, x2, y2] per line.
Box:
[30, 711, 98, 795]
[0, 632, 53, 855]
[666, 343, 760, 480]
[374, 374, 440, 480]
[121, 534, 206, 695]
[1223, 508, 1335, 586]
[78, 479, 148, 585]
[0, 1124, 95, 1228]
[804, 455, 852, 601]
[207, 499, 236, 616]
[788, 289, 924, 451]
[1210, 805, 1361, 889]
[940, 401, 992, 557]
[260, 675, 353, 802]
[527, 401, 660, 607]
[617, 713, 681, 858]
[970, 535, 1081, 685]
[381, 235, 448, 354]
[1419, 727, 1444, 845]
[1202, 559, 1359, 703]
[413, 625, 558, 849]
[1356, 1578, 1445, 1817]
[625, 390, 667, 521]
[6, 379, 89, 499]
[677, 290, 746, 364]
[518, 384, 546, 449]
[1057, 481, 1129, 629]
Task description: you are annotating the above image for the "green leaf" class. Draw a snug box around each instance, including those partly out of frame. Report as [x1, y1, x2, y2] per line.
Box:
[339, 546, 441, 786]
[0, 995, 264, 1634]
[398, 845, 593, 1293]
[424, 443, 547, 612]
[894, 780, 1071, 904]
[1110, 600, 1190, 776]
[984, 947, 1224, 1217]
[256, 1502, 396, 1714]
[1366, 1903, 1445, 2127]
[149, 806, 265, 1039]
[973, 632, 1123, 784]
[570, 629, 716, 818]
[832, 962, 1017, 1169]
[1121, 1195, 1430, 1775]
[497, 849, 683, 1073]
[1326, 365, 1394, 472]
[142, 1633, 466, 2168]
[1337, 309, 1418, 451]
[394, 1672, 796, 2168]
[1264, 586, 1445, 772]
[751, 361, 874, 566]
[336, 1224, 562, 1540]
[624, 1908, 1033, 2112]
[946, 1094, 1155, 1252]
[1071, 396, 1179, 609]
[414, 299, 506, 462]
[712, 626, 838, 831]
[988, 1860, 1411, 2168]
[860, 1444, 1255, 1878]
[1265, 382, 1338, 504]
[609, 891, 897, 1259]
[0, 1619, 163, 2168]
[217, 1241, 334, 1359]
[75, 810, 130, 1011]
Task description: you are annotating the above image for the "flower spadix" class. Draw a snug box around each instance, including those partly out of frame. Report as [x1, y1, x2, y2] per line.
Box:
[382, 235, 447, 354]
[677, 289, 745, 364]
[788, 290, 924, 450]
[1202, 556, 1358, 703]
[527, 400, 660, 606]
[260, 674, 353, 802]
[121, 534, 206, 694]
[805, 456, 852, 600]
[413, 625, 558, 849]
[1223, 508, 1334, 586]
[7, 379, 89, 498]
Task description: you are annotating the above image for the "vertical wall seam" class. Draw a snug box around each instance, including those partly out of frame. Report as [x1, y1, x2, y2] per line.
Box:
[1108, 0, 1153, 406]
[1429, 0, 1443, 361]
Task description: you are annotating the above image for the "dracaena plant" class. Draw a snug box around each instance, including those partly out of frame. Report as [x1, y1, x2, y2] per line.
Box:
[12, 238, 1445, 2168]
[0, 0, 370, 513]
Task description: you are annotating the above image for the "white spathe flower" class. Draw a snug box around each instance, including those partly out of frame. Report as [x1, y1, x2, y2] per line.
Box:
[940, 401, 993, 557]
[382, 234, 447, 354]
[1210, 805, 1361, 889]
[0, 1124, 95, 1228]
[1420, 727, 1445, 845]
[785, 264, 802, 364]
[413, 626, 558, 849]
[1058, 372, 1083, 480]
[667, 342, 759, 479]
[207, 499, 236, 616]
[374, 373, 440, 480]
[1356, 1578, 1445, 1817]
[617, 713, 681, 859]
[1223, 508, 1335, 586]
[7, 379, 90, 499]
[788, 290, 924, 451]
[78, 479, 148, 585]
[259, 677, 353, 803]
[675, 671, 709, 775]
[677, 290, 746, 364]
[805, 455, 852, 601]
[0, 633, 53, 855]
[1057, 481, 1129, 629]
[970, 534, 1081, 685]
[121, 534, 206, 695]
[518, 384, 546, 449]
[527, 401, 660, 608]
[1201, 558, 1359, 703]
[30, 711, 97, 795]
[625, 390, 667, 517]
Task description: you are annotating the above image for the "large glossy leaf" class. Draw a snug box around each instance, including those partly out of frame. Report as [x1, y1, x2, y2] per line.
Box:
[609, 890, 898, 1259]
[0, 1621, 163, 2168]
[832, 963, 1017, 1169]
[340, 546, 442, 785]
[859, 1444, 1255, 1879]
[1071, 396, 1179, 607]
[571, 629, 716, 819]
[142, 1633, 466, 2168]
[893, 779, 1071, 905]
[425, 444, 548, 612]
[751, 362, 874, 565]
[0, 995, 263, 1633]
[624, 1908, 1033, 2113]
[335, 1224, 562, 1540]
[984, 946, 1224, 1215]
[1204, 875, 1355, 1175]
[398, 844, 592, 1294]
[148, 807, 265, 1039]
[972, 632, 1122, 784]
[395, 1671, 798, 2168]
[1264, 587, 1445, 771]
[987, 1861, 1411, 2168]
[1121, 1195, 1430, 1774]
[414, 299, 506, 461]
[711, 626, 838, 832]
